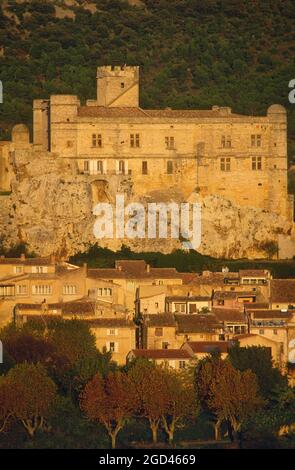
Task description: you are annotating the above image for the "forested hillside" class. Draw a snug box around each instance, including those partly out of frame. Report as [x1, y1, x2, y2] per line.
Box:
[0, 0, 295, 159]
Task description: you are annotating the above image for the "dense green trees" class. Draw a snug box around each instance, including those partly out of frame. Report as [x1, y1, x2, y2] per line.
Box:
[0, 0, 294, 165]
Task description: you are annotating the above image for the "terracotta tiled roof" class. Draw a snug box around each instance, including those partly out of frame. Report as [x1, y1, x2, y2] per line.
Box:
[239, 269, 270, 277]
[244, 302, 270, 310]
[213, 308, 247, 322]
[166, 295, 211, 302]
[249, 309, 293, 320]
[213, 291, 255, 300]
[270, 280, 295, 304]
[130, 349, 192, 359]
[77, 107, 244, 119]
[0, 256, 54, 265]
[175, 314, 220, 333]
[144, 314, 176, 327]
[88, 262, 180, 280]
[184, 341, 231, 353]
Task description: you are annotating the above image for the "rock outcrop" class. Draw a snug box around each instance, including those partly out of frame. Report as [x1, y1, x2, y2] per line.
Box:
[0, 148, 294, 259]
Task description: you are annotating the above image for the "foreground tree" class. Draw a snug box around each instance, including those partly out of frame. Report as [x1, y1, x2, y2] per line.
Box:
[195, 353, 225, 440]
[5, 362, 57, 437]
[0, 377, 15, 433]
[161, 368, 198, 445]
[80, 371, 138, 448]
[128, 359, 166, 443]
[198, 357, 263, 446]
[228, 344, 287, 398]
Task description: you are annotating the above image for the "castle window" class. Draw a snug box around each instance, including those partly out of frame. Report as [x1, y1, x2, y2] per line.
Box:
[155, 327, 163, 337]
[142, 161, 148, 174]
[130, 133, 140, 148]
[16, 285, 27, 295]
[63, 285, 77, 295]
[121, 82, 125, 88]
[220, 157, 231, 171]
[92, 134, 102, 148]
[97, 160, 103, 174]
[165, 136, 175, 149]
[84, 160, 89, 172]
[167, 161, 173, 174]
[252, 156, 262, 170]
[221, 135, 231, 148]
[32, 285, 52, 295]
[251, 134, 262, 147]
[14, 266, 23, 274]
[118, 160, 125, 174]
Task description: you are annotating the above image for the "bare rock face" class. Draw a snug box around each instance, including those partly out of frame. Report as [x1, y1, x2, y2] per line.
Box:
[0, 149, 293, 259]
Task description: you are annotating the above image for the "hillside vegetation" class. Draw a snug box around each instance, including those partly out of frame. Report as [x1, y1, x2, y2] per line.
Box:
[0, 0, 294, 149]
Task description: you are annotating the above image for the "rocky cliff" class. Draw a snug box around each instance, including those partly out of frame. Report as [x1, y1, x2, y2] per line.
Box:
[0, 149, 294, 259]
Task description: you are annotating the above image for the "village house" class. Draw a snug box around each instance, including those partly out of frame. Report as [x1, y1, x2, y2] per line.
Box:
[181, 340, 232, 360]
[127, 348, 193, 370]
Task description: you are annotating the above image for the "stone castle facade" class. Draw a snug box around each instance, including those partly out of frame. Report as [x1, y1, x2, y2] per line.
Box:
[0, 65, 294, 258]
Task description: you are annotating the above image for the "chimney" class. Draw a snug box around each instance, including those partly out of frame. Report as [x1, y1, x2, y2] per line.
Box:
[146, 264, 150, 273]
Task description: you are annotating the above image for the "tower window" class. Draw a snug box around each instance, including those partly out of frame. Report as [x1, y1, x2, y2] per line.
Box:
[92, 134, 102, 148]
[97, 160, 103, 174]
[165, 136, 175, 149]
[220, 157, 231, 171]
[130, 133, 140, 148]
[221, 135, 231, 148]
[252, 156, 262, 170]
[142, 161, 148, 175]
[84, 160, 89, 172]
[121, 82, 125, 88]
[251, 134, 262, 147]
[118, 160, 125, 174]
[167, 161, 173, 174]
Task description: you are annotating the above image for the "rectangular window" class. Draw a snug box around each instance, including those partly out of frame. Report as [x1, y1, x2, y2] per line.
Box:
[97, 160, 103, 174]
[32, 285, 52, 295]
[14, 266, 23, 274]
[109, 342, 115, 352]
[189, 303, 197, 313]
[220, 157, 231, 171]
[130, 133, 140, 148]
[252, 156, 262, 170]
[108, 329, 118, 336]
[251, 134, 262, 147]
[175, 303, 186, 313]
[32, 266, 47, 274]
[162, 342, 169, 349]
[118, 160, 125, 174]
[179, 361, 186, 369]
[221, 135, 231, 148]
[16, 285, 27, 295]
[155, 327, 163, 337]
[92, 134, 102, 148]
[142, 161, 148, 175]
[167, 160, 173, 174]
[84, 160, 89, 172]
[165, 136, 175, 149]
[63, 285, 77, 295]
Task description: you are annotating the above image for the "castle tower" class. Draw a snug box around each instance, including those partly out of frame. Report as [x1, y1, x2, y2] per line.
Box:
[96, 65, 139, 107]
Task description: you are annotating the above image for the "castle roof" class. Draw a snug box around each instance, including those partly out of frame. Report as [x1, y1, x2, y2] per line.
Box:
[77, 106, 244, 120]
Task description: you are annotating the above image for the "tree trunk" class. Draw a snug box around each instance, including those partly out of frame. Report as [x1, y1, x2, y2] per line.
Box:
[151, 423, 158, 444]
[111, 432, 117, 449]
[214, 419, 222, 441]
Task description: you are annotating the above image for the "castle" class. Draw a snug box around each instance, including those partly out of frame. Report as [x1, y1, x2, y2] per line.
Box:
[0, 65, 294, 258]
